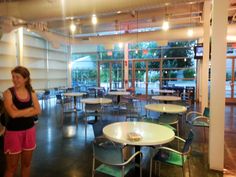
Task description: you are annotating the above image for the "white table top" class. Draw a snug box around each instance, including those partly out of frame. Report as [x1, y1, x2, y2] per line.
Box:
[152, 95, 181, 101]
[63, 92, 85, 97]
[88, 87, 104, 90]
[145, 104, 187, 113]
[117, 89, 126, 92]
[59, 87, 72, 90]
[108, 91, 130, 96]
[35, 90, 45, 94]
[154, 89, 175, 94]
[80, 98, 112, 104]
[103, 122, 175, 146]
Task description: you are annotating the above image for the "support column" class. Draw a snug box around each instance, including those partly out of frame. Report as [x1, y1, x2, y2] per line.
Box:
[97, 61, 100, 87]
[209, 0, 228, 171]
[46, 41, 49, 88]
[16, 27, 23, 65]
[200, 0, 211, 111]
[67, 45, 72, 87]
[124, 43, 129, 89]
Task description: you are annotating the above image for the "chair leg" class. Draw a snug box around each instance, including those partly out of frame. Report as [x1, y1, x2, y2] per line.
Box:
[75, 112, 78, 128]
[140, 156, 142, 177]
[61, 111, 64, 127]
[92, 157, 95, 177]
[203, 127, 206, 143]
[158, 162, 160, 177]
[122, 166, 124, 177]
[182, 165, 186, 177]
[149, 159, 152, 177]
[84, 114, 87, 138]
[188, 157, 191, 177]
[177, 121, 179, 137]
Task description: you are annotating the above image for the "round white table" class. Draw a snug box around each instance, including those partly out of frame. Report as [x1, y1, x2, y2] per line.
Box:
[63, 92, 86, 110]
[117, 88, 126, 92]
[108, 91, 130, 103]
[103, 121, 175, 146]
[152, 95, 181, 102]
[154, 89, 175, 95]
[35, 89, 45, 94]
[145, 103, 187, 114]
[103, 121, 175, 175]
[81, 98, 112, 123]
[80, 98, 112, 104]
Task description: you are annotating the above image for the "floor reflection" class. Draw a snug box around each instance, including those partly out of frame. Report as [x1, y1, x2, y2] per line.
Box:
[62, 125, 77, 138]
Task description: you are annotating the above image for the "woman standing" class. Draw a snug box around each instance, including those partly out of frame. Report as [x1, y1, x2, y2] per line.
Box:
[3, 66, 41, 177]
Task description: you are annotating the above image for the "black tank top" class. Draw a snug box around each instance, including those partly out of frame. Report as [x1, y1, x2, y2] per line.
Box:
[6, 87, 34, 131]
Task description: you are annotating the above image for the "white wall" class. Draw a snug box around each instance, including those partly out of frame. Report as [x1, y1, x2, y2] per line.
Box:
[0, 29, 69, 92]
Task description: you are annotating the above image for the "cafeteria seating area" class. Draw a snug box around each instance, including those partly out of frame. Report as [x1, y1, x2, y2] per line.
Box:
[1, 88, 235, 177]
[0, 1, 236, 177]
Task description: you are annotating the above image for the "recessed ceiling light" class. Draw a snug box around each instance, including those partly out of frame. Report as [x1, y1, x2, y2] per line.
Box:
[162, 20, 169, 31]
[118, 42, 123, 48]
[92, 14, 97, 25]
[70, 23, 76, 33]
[187, 29, 193, 37]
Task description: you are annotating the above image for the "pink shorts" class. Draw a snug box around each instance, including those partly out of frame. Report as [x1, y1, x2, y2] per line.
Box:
[4, 127, 36, 154]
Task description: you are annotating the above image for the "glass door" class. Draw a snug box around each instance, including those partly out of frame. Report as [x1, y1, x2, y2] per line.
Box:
[226, 58, 236, 103]
[111, 62, 123, 89]
[99, 61, 124, 91]
[133, 60, 160, 96]
[147, 60, 160, 94]
[134, 61, 146, 95]
[100, 62, 110, 90]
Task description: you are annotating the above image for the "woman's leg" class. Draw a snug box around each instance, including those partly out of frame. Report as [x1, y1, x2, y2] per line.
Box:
[4, 153, 20, 177]
[21, 150, 34, 177]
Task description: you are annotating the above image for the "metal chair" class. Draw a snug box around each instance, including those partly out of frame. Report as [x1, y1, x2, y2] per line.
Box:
[42, 90, 51, 104]
[84, 103, 102, 137]
[186, 107, 209, 141]
[149, 130, 194, 177]
[60, 98, 78, 128]
[140, 116, 177, 134]
[92, 137, 143, 177]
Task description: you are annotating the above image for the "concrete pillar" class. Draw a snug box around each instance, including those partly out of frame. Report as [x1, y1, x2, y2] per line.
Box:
[67, 45, 72, 87]
[46, 41, 49, 88]
[209, 0, 228, 171]
[16, 27, 24, 65]
[200, 0, 211, 111]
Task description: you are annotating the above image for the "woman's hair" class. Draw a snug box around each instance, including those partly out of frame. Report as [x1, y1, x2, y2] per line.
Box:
[11, 66, 34, 92]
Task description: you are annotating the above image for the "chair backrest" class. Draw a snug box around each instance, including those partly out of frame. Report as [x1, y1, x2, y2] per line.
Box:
[93, 138, 124, 165]
[92, 121, 110, 138]
[182, 130, 194, 154]
[203, 107, 210, 117]
[151, 89, 154, 95]
[85, 104, 101, 112]
[44, 90, 50, 95]
[56, 94, 62, 99]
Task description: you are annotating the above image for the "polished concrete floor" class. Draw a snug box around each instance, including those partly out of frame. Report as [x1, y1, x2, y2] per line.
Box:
[0, 99, 236, 177]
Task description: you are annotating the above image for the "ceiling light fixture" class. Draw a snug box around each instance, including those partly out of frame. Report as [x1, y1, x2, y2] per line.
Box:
[70, 23, 76, 33]
[92, 14, 97, 25]
[118, 42, 123, 48]
[162, 20, 169, 31]
[162, 5, 169, 31]
[187, 29, 193, 37]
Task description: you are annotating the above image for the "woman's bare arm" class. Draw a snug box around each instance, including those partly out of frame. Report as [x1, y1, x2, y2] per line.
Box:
[3, 90, 40, 118]
[31, 91, 41, 116]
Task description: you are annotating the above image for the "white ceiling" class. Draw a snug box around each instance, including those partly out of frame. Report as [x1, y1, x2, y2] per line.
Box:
[0, 0, 236, 45]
